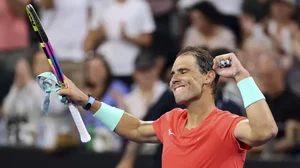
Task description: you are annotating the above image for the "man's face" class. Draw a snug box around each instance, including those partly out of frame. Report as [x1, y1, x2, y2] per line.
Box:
[271, 1, 294, 20]
[134, 67, 157, 90]
[190, 10, 210, 32]
[170, 55, 207, 105]
[85, 58, 107, 85]
[256, 54, 284, 93]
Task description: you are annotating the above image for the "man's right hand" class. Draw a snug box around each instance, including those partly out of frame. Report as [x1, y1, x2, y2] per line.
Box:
[58, 76, 160, 144]
[57, 75, 89, 106]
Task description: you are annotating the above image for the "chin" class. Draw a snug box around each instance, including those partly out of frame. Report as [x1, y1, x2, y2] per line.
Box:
[175, 93, 201, 105]
[175, 96, 189, 105]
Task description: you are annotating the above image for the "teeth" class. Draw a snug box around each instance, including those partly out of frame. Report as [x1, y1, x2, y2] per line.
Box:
[175, 86, 184, 91]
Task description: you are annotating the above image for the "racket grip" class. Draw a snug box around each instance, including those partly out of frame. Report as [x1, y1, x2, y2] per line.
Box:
[68, 104, 91, 143]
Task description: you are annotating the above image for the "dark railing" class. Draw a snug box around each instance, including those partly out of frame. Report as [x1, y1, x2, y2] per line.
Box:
[1, 147, 300, 168]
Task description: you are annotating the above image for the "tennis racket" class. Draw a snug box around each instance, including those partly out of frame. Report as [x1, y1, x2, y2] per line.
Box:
[26, 4, 91, 143]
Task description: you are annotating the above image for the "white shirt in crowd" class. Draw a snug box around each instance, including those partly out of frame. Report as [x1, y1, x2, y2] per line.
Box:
[125, 81, 168, 154]
[182, 25, 236, 50]
[92, 0, 156, 76]
[39, 0, 91, 62]
[2, 81, 75, 149]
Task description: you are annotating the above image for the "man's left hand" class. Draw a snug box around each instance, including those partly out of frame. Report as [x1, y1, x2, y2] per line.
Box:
[213, 53, 250, 83]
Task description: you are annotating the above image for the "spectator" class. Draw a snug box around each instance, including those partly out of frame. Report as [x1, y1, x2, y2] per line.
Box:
[146, 0, 178, 75]
[3, 57, 41, 147]
[244, 41, 300, 156]
[264, 0, 299, 70]
[181, 1, 236, 51]
[241, 35, 274, 77]
[32, 50, 79, 152]
[84, 0, 156, 88]
[239, 9, 268, 48]
[82, 54, 130, 153]
[259, 53, 300, 154]
[0, 0, 30, 105]
[37, 0, 91, 88]
[116, 49, 181, 168]
[242, 0, 271, 23]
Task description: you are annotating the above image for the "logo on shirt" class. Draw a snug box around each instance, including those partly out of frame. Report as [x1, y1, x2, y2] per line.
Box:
[168, 129, 175, 136]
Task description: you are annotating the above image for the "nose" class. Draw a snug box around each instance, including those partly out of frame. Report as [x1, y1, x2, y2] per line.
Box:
[170, 76, 180, 86]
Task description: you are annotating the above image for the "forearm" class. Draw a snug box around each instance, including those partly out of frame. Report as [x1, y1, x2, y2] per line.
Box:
[83, 29, 103, 52]
[89, 101, 156, 143]
[7, 0, 28, 17]
[273, 120, 300, 152]
[235, 70, 278, 142]
[123, 33, 152, 47]
[273, 138, 293, 152]
[120, 141, 140, 163]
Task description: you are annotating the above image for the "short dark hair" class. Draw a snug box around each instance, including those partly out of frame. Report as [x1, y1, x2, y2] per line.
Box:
[189, 1, 224, 25]
[84, 54, 113, 99]
[177, 46, 219, 96]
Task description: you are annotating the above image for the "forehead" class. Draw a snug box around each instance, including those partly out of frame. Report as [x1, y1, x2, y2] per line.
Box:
[172, 55, 198, 70]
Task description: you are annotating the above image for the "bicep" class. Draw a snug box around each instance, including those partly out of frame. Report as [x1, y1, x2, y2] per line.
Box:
[234, 120, 253, 145]
[137, 121, 160, 143]
[234, 119, 266, 147]
[114, 113, 159, 143]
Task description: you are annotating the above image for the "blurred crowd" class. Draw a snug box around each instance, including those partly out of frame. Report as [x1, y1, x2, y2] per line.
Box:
[1, 0, 300, 167]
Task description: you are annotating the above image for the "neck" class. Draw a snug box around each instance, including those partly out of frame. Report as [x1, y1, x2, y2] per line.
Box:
[276, 18, 290, 26]
[140, 82, 155, 93]
[185, 93, 216, 129]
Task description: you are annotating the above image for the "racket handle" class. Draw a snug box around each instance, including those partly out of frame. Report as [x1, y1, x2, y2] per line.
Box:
[68, 104, 91, 143]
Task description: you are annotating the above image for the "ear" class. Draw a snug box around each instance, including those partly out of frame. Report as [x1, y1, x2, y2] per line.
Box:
[203, 71, 216, 85]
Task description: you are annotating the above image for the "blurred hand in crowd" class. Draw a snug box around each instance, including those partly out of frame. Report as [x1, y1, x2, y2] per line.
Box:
[116, 159, 134, 168]
[13, 58, 33, 89]
[111, 89, 128, 112]
[32, 50, 52, 77]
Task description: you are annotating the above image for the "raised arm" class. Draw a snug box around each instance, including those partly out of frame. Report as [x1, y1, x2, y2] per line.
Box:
[213, 53, 278, 147]
[83, 25, 105, 53]
[57, 76, 160, 143]
[233, 71, 278, 147]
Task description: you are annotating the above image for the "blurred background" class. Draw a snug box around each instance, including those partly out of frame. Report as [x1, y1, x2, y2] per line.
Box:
[1, 0, 300, 167]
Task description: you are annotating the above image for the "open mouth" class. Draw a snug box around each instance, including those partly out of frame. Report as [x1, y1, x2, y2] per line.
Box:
[174, 85, 185, 91]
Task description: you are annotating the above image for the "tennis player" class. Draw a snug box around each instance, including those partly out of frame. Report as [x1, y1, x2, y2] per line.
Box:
[57, 46, 278, 167]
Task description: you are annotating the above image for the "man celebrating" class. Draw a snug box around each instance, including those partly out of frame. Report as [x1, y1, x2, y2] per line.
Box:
[57, 46, 277, 167]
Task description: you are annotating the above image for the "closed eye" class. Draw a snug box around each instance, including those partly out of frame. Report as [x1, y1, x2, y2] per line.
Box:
[170, 68, 190, 77]
[179, 68, 189, 74]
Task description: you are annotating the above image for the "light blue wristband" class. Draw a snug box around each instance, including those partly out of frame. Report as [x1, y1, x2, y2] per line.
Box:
[237, 77, 265, 108]
[93, 102, 124, 131]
